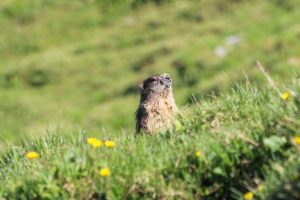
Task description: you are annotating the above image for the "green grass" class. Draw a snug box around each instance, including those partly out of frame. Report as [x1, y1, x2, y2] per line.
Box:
[1, 81, 300, 199]
[1, 0, 300, 199]
[1, 0, 300, 149]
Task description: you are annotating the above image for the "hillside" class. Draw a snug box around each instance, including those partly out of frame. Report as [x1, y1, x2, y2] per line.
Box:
[1, 0, 300, 149]
[1, 81, 300, 199]
[1, 0, 300, 199]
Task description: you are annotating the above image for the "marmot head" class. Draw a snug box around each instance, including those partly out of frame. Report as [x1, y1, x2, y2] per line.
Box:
[140, 73, 173, 98]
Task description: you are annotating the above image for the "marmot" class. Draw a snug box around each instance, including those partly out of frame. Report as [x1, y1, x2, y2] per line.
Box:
[135, 73, 178, 134]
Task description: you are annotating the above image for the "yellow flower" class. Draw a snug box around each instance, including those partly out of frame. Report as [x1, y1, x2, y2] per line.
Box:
[87, 138, 103, 148]
[105, 140, 116, 148]
[292, 136, 300, 145]
[87, 137, 98, 144]
[99, 168, 110, 177]
[195, 150, 202, 157]
[281, 92, 290, 100]
[26, 151, 39, 160]
[244, 191, 254, 200]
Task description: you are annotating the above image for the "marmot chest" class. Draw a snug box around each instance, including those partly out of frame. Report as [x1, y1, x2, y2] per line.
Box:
[145, 98, 175, 121]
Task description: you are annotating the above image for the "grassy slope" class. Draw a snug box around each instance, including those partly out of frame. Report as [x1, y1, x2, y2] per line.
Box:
[1, 0, 300, 199]
[1, 0, 300, 149]
[1, 81, 300, 199]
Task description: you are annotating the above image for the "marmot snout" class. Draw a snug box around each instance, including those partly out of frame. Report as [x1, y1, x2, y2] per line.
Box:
[135, 73, 178, 134]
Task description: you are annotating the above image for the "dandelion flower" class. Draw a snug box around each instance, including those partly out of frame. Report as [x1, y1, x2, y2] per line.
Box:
[26, 151, 39, 160]
[87, 138, 103, 148]
[195, 150, 202, 157]
[292, 136, 300, 145]
[87, 137, 98, 144]
[92, 140, 103, 148]
[244, 191, 253, 200]
[281, 92, 290, 100]
[99, 168, 110, 177]
[105, 140, 116, 148]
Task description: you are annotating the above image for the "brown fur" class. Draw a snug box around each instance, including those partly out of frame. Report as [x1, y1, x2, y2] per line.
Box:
[135, 73, 178, 134]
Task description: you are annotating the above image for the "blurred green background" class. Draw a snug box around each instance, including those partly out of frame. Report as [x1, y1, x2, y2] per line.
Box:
[0, 0, 299, 150]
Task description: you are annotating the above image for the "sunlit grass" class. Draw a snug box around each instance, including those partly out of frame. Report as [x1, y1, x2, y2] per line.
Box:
[1, 1, 300, 149]
[1, 81, 300, 198]
[1, 1, 300, 198]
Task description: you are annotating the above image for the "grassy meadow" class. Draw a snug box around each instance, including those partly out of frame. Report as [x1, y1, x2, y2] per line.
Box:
[1, 0, 300, 199]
